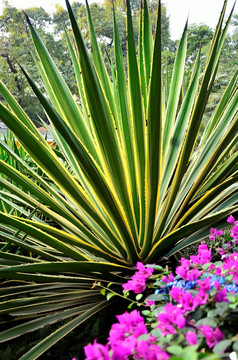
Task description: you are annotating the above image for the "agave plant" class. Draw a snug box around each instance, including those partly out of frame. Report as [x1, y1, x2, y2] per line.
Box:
[0, 0, 237, 358]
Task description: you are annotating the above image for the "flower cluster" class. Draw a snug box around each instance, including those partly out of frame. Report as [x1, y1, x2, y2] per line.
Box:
[84, 310, 169, 360]
[83, 216, 238, 360]
[122, 262, 154, 294]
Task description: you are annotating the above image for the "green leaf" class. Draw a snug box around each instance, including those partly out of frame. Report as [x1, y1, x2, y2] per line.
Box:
[19, 300, 110, 360]
[106, 292, 115, 301]
[136, 294, 143, 301]
[195, 318, 217, 328]
[213, 340, 232, 354]
[167, 345, 183, 355]
[232, 341, 238, 351]
[146, 294, 166, 301]
[100, 289, 106, 296]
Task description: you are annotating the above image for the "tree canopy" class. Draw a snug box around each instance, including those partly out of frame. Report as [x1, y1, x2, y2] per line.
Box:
[0, 0, 237, 127]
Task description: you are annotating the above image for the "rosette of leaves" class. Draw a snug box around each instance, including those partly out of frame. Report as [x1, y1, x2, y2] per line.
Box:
[0, 0, 237, 358]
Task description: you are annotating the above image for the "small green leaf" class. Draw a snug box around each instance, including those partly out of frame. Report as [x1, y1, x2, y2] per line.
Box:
[100, 289, 106, 296]
[193, 307, 204, 321]
[154, 281, 167, 287]
[106, 293, 115, 301]
[207, 309, 217, 318]
[226, 274, 233, 282]
[146, 293, 166, 301]
[167, 345, 183, 355]
[147, 264, 164, 271]
[150, 328, 161, 338]
[196, 318, 217, 328]
[215, 301, 229, 308]
[136, 293, 143, 301]
[213, 339, 232, 354]
[232, 341, 238, 351]
[141, 310, 151, 316]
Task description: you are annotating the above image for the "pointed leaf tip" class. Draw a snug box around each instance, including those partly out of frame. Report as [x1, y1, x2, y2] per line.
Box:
[65, 0, 70, 9]
[23, 11, 32, 26]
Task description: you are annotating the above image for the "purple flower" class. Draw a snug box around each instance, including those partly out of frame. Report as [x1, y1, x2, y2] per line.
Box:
[122, 263, 154, 294]
[122, 277, 146, 294]
[157, 303, 186, 335]
[176, 258, 191, 279]
[209, 228, 224, 241]
[109, 310, 147, 345]
[179, 291, 195, 312]
[197, 278, 211, 292]
[231, 225, 238, 240]
[194, 289, 208, 307]
[161, 273, 175, 283]
[214, 288, 228, 302]
[170, 287, 184, 302]
[111, 336, 135, 359]
[135, 262, 154, 277]
[187, 268, 202, 281]
[135, 341, 169, 360]
[190, 244, 212, 265]
[84, 340, 109, 360]
[227, 215, 235, 224]
[186, 331, 198, 345]
[199, 326, 224, 348]
[145, 299, 155, 307]
[214, 267, 222, 276]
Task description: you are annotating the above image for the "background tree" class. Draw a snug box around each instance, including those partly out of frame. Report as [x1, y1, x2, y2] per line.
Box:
[0, 2, 76, 125]
[0, 0, 172, 124]
[187, 23, 213, 58]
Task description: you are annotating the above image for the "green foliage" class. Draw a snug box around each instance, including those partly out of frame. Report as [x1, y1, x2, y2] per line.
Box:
[0, 3, 77, 125]
[187, 23, 213, 58]
[0, 0, 237, 358]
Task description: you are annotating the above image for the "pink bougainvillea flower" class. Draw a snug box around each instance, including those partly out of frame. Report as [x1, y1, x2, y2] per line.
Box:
[197, 278, 211, 292]
[186, 331, 198, 345]
[109, 310, 147, 346]
[84, 340, 110, 360]
[227, 215, 235, 223]
[135, 341, 169, 360]
[187, 268, 202, 281]
[213, 280, 221, 290]
[194, 289, 209, 307]
[179, 291, 195, 312]
[222, 252, 238, 283]
[190, 244, 212, 266]
[214, 288, 228, 303]
[209, 228, 224, 241]
[170, 287, 184, 303]
[230, 225, 238, 240]
[108, 322, 126, 344]
[175, 258, 191, 279]
[199, 326, 224, 348]
[217, 247, 225, 256]
[122, 277, 146, 294]
[157, 303, 186, 335]
[135, 262, 154, 277]
[214, 267, 222, 276]
[122, 262, 154, 294]
[111, 342, 133, 360]
[161, 272, 175, 284]
[145, 299, 155, 307]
